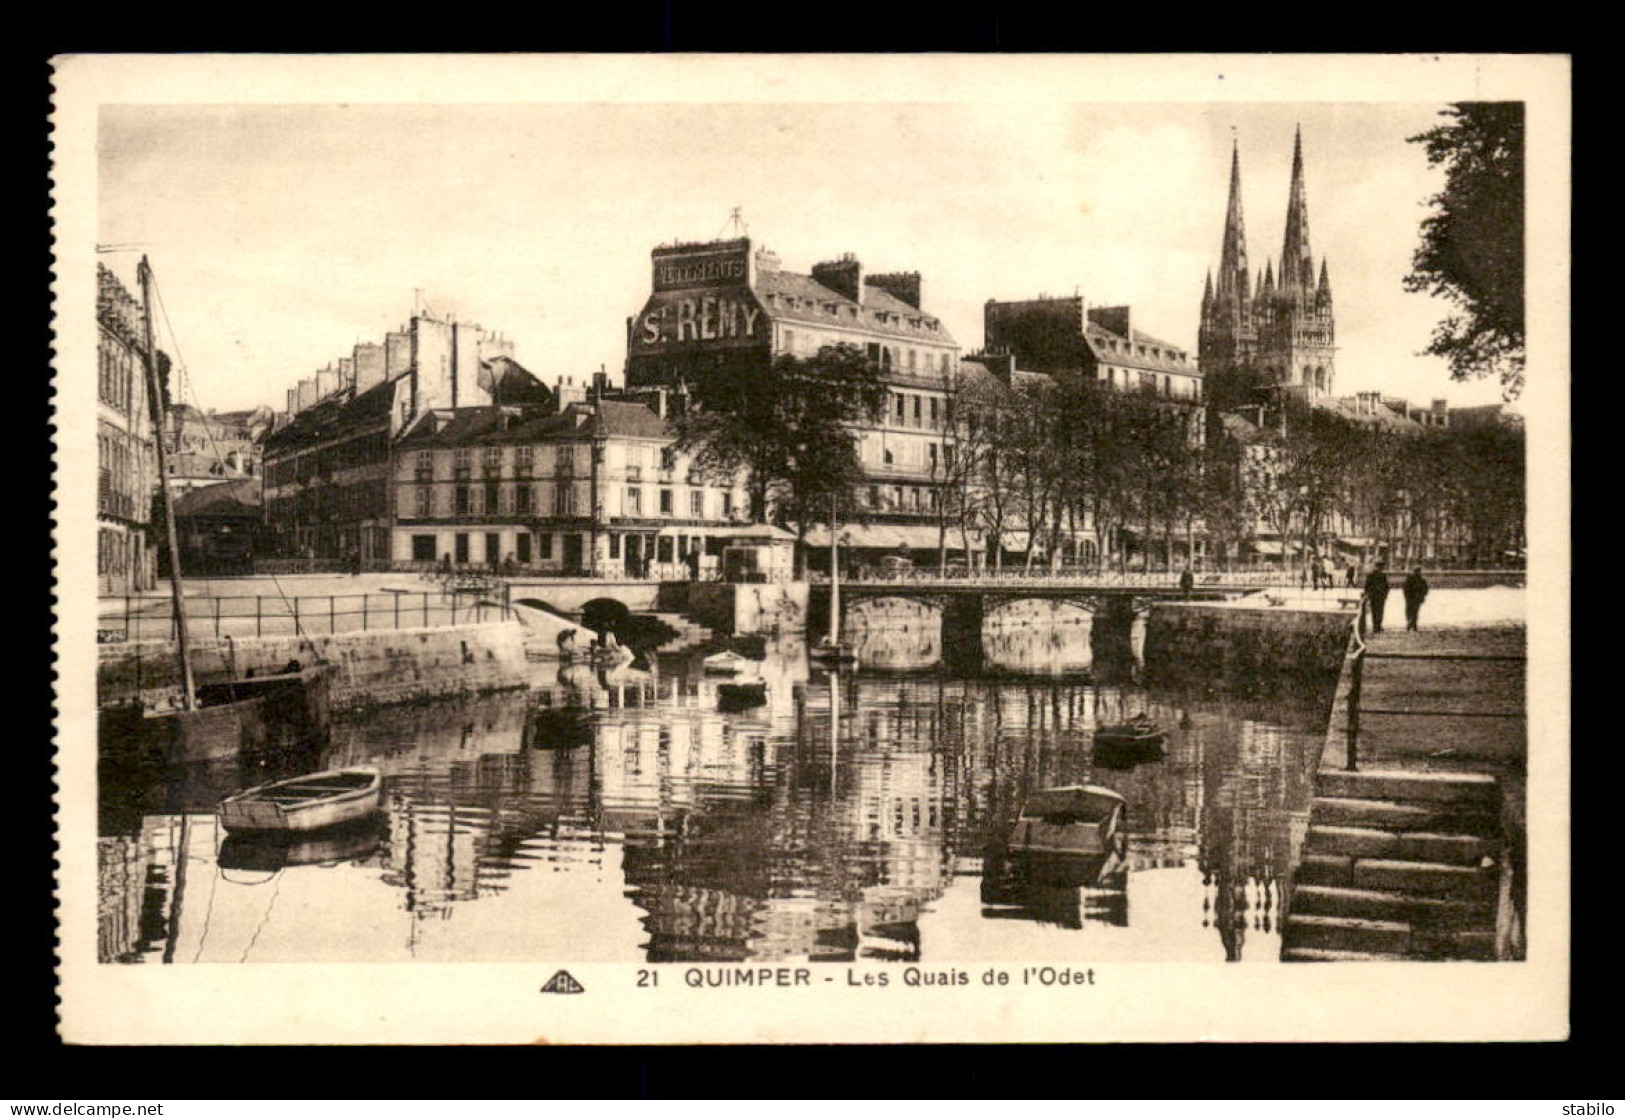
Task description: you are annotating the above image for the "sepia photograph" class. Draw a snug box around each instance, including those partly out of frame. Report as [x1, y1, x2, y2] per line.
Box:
[51, 53, 1569, 1044]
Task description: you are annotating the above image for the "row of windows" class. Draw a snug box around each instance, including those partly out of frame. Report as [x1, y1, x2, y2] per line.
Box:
[865, 484, 940, 513]
[1099, 367, 1196, 398]
[98, 335, 139, 415]
[779, 328, 954, 377]
[97, 429, 143, 520]
[408, 483, 736, 521]
[97, 527, 145, 578]
[886, 390, 947, 430]
[870, 439, 951, 472]
[264, 430, 390, 487]
[1101, 337, 1188, 364]
[422, 444, 676, 481]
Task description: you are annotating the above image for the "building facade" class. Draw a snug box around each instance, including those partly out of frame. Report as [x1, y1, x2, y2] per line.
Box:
[1199, 129, 1336, 412]
[263, 310, 530, 568]
[623, 237, 963, 555]
[390, 398, 750, 577]
[983, 294, 1203, 400]
[96, 264, 160, 596]
[165, 404, 275, 494]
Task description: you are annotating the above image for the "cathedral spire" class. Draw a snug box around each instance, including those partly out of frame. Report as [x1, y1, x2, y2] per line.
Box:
[1317, 256, 1332, 299]
[1280, 124, 1314, 290]
[1217, 137, 1250, 303]
[1202, 269, 1214, 311]
[1262, 258, 1275, 291]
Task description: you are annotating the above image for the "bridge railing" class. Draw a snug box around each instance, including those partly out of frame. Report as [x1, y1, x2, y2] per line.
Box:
[813, 567, 1300, 588]
[96, 589, 513, 644]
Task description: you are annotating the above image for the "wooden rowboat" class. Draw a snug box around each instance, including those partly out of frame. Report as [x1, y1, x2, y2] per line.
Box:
[1009, 785, 1126, 857]
[219, 766, 382, 834]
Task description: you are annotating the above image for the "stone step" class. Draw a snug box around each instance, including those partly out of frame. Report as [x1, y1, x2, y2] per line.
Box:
[1311, 796, 1501, 837]
[1282, 947, 1407, 963]
[1296, 855, 1497, 900]
[1306, 825, 1494, 866]
[1408, 927, 1499, 961]
[1318, 769, 1500, 807]
[1283, 914, 1412, 955]
[1290, 885, 1494, 926]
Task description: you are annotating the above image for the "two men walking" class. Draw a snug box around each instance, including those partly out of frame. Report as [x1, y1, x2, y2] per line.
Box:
[1362, 560, 1430, 633]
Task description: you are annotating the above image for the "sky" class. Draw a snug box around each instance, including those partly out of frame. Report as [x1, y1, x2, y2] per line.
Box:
[98, 99, 1509, 414]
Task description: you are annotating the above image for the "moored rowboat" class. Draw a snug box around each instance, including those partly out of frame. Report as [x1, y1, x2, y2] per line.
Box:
[220, 766, 382, 834]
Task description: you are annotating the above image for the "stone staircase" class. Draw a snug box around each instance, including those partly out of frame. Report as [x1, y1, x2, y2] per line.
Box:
[1282, 769, 1505, 961]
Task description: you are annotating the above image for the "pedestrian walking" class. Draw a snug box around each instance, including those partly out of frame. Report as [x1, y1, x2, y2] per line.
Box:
[1363, 561, 1391, 633]
[1403, 566, 1430, 631]
[1179, 565, 1194, 598]
[1345, 563, 1357, 588]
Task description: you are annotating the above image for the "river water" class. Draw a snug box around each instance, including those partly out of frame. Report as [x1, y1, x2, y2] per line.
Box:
[96, 602, 1334, 966]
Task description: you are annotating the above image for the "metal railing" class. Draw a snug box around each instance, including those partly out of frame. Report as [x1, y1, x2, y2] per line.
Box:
[1345, 594, 1370, 771]
[810, 566, 1308, 588]
[97, 588, 513, 644]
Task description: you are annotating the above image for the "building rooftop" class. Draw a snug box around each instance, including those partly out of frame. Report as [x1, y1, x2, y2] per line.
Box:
[755, 268, 956, 345]
[173, 477, 263, 518]
[397, 398, 673, 449]
[263, 374, 399, 454]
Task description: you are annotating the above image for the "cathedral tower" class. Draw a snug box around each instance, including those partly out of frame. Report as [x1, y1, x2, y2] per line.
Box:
[1200, 127, 1336, 411]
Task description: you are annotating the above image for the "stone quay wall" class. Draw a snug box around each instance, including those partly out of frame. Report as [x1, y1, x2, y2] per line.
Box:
[98, 621, 530, 713]
[1144, 602, 1353, 697]
[669, 581, 810, 636]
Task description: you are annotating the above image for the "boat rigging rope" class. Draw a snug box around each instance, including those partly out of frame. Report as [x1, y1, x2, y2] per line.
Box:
[238, 871, 284, 963]
[152, 269, 316, 698]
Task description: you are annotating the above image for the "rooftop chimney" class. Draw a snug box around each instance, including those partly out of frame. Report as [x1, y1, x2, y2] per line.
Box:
[811, 254, 864, 303]
[867, 271, 922, 309]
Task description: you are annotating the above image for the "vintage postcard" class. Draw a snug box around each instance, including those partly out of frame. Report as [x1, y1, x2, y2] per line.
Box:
[51, 53, 1570, 1044]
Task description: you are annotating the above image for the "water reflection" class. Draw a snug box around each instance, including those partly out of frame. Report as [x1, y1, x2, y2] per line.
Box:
[98, 610, 1333, 965]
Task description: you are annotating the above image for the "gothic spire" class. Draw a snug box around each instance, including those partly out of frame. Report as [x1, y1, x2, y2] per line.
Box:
[1317, 256, 1332, 299]
[1217, 137, 1250, 303]
[1202, 269, 1214, 311]
[1262, 258, 1275, 291]
[1280, 124, 1314, 290]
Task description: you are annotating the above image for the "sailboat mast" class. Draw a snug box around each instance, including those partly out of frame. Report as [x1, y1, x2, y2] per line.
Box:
[139, 256, 196, 710]
[828, 494, 840, 645]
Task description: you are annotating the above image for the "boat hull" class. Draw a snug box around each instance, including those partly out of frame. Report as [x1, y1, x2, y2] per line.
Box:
[220, 767, 383, 834]
[99, 666, 332, 766]
[221, 790, 381, 833]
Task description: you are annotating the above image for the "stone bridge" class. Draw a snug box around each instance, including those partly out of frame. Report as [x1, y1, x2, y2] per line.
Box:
[810, 578, 1260, 630]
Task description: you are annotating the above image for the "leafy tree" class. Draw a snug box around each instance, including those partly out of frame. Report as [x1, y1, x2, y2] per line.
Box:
[936, 364, 1002, 570]
[673, 343, 887, 558]
[1405, 102, 1526, 399]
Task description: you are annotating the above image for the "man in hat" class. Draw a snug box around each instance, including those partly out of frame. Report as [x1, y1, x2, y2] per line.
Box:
[1363, 561, 1391, 633]
[1403, 566, 1430, 632]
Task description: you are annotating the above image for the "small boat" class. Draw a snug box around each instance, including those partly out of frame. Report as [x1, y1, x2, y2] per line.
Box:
[220, 766, 382, 834]
[1098, 715, 1163, 750]
[1093, 717, 1167, 769]
[99, 664, 333, 766]
[1009, 785, 1127, 857]
[702, 650, 754, 676]
[717, 680, 769, 712]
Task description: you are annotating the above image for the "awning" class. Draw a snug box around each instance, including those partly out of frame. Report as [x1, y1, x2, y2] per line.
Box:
[1334, 537, 1375, 549]
[1250, 540, 1302, 556]
[695, 523, 798, 543]
[805, 524, 959, 551]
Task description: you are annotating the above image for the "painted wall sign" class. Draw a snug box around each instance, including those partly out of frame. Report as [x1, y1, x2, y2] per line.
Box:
[632, 291, 763, 350]
[651, 241, 751, 292]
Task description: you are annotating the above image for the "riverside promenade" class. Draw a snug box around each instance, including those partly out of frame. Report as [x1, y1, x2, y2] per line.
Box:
[1283, 588, 1528, 961]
